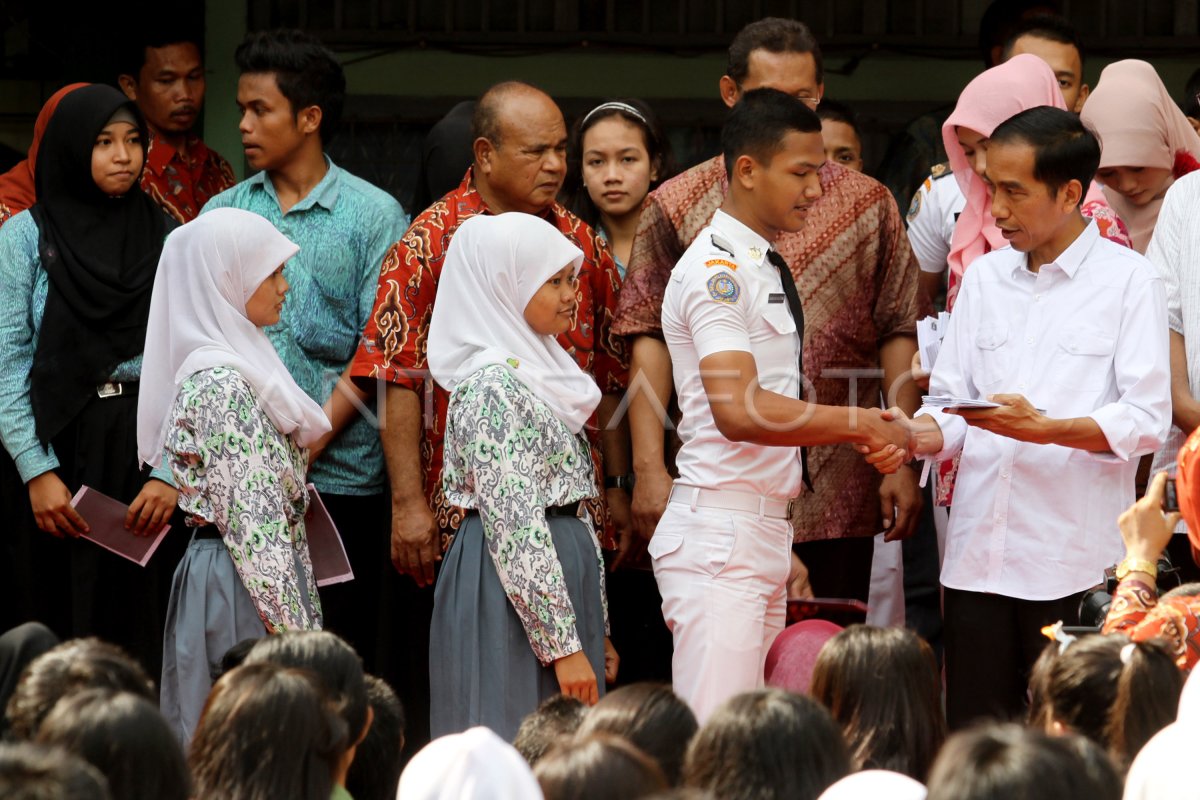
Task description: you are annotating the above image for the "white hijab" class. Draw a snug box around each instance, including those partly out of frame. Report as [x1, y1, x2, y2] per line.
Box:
[137, 207, 331, 465]
[818, 770, 927, 800]
[428, 213, 600, 433]
[397, 727, 543, 800]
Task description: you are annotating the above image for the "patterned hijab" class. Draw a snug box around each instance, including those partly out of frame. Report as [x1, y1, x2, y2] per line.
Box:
[137, 208, 331, 465]
[942, 54, 1068, 285]
[427, 212, 600, 433]
[1081, 59, 1200, 253]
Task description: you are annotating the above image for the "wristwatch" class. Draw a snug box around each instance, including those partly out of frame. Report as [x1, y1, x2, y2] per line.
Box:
[1115, 557, 1158, 582]
[605, 474, 634, 491]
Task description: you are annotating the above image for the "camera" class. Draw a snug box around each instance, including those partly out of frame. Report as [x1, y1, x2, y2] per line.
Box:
[1165, 478, 1180, 513]
[1077, 551, 1182, 629]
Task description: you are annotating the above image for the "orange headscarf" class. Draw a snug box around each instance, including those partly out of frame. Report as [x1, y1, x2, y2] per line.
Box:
[0, 83, 88, 217]
[1176, 426, 1200, 564]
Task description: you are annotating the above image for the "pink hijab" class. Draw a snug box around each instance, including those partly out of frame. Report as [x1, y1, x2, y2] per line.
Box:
[1081, 59, 1200, 253]
[942, 54, 1067, 284]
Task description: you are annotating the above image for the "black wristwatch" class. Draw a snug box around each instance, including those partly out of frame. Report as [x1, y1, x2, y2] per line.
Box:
[605, 474, 634, 491]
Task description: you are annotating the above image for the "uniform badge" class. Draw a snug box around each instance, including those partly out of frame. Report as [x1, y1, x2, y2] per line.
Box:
[747, 246, 764, 261]
[907, 191, 923, 222]
[930, 161, 950, 178]
[507, 357, 520, 369]
[705, 258, 738, 270]
[707, 272, 740, 304]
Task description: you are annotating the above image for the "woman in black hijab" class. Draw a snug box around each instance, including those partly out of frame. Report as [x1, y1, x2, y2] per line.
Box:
[0, 84, 180, 674]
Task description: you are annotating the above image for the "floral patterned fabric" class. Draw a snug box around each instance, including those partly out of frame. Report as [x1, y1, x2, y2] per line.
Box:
[1103, 576, 1200, 671]
[349, 168, 627, 548]
[444, 364, 607, 664]
[140, 132, 236, 224]
[166, 366, 322, 633]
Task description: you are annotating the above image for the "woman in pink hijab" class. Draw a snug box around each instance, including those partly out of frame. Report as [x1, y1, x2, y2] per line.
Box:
[941, 53, 1128, 309]
[1081, 59, 1200, 254]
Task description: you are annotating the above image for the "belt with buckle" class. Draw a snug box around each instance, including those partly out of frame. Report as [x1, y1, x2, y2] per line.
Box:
[97, 381, 138, 399]
[668, 484, 795, 520]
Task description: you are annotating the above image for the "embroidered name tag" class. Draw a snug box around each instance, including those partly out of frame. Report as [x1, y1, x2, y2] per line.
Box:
[707, 272, 741, 304]
[768, 293, 785, 304]
[705, 258, 738, 270]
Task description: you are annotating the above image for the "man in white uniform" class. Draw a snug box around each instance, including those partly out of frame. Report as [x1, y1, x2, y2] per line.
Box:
[881, 107, 1169, 728]
[651, 88, 909, 723]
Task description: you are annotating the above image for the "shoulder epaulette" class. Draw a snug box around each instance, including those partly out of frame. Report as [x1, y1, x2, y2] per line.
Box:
[710, 234, 736, 258]
[930, 162, 952, 180]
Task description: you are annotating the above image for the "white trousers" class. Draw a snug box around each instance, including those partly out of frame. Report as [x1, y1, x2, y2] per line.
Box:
[649, 501, 793, 724]
[867, 532, 906, 628]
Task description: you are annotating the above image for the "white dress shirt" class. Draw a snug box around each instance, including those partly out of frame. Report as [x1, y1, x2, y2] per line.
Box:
[918, 221, 1170, 600]
[662, 209, 804, 499]
[1147, 171, 1200, 477]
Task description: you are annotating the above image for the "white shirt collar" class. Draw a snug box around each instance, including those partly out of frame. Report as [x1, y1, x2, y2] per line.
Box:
[1016, 219, 1100, 279]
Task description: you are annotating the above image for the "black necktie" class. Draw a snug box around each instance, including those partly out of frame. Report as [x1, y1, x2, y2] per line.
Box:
[766, 249, 814, 492]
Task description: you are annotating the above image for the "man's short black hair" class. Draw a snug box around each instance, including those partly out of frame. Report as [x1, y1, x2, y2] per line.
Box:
[1002, 13, 1085, 70]
[118, 23, 203, 80]
[721, 88, 822, 180]
[815, 98, 861, 138]
[978, 0, 1061, 68]
[234, 29, 346, 145]
[989, 106, 1100, 203]
[727, 18, 823, 86]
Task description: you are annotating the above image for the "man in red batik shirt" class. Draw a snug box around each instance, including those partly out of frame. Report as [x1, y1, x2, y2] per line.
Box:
[351, 81, 630, 589]
[118, 26, 235, 223]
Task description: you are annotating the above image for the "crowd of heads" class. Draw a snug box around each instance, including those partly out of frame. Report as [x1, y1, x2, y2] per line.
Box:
[0, 624, 1170, 800]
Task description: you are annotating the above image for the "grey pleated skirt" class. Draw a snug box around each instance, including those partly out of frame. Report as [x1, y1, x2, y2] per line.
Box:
[429, 513, 607, 741]
[159, 536, 266, 748]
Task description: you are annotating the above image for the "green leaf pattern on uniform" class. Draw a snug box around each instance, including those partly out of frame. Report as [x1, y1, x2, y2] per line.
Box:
[166, 366, 322, 633]
[443, 364, 607, 665]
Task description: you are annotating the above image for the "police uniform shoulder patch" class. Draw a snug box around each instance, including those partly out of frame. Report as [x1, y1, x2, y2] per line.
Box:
[930, 161, 952, 179]
[707, 271, 740, 304]
[907, 190, 923, 223]
[705, 258, 738, 270]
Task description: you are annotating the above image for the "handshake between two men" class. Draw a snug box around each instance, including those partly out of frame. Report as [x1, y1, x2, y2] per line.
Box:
[856, 393, 1061, 474]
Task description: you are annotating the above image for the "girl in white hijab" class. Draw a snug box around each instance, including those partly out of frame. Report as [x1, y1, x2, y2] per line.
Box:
[397, 727, 543, 800]
[426, 212, 616, 741]
[137, 207, 331, 746]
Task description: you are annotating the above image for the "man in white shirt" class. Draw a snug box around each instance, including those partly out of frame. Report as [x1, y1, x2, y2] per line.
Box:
[651, 88, 909, 723]
[879, 106, 1170, 727]
[1146, 170, 1200, 573]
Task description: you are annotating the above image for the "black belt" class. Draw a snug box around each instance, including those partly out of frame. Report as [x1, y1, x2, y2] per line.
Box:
[466, 501, 580, 519]
[192, 524, 221, 540]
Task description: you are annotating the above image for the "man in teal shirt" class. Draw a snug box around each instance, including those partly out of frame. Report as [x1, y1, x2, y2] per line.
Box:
[203, 30, 408, 673]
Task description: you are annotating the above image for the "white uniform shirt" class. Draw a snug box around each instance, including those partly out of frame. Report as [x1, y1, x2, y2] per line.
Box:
[662, 209, 804, 500]
[905, 168, 965, 275]
[918, 222, 1170, 600]
[1147, 171, 1200, 476]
